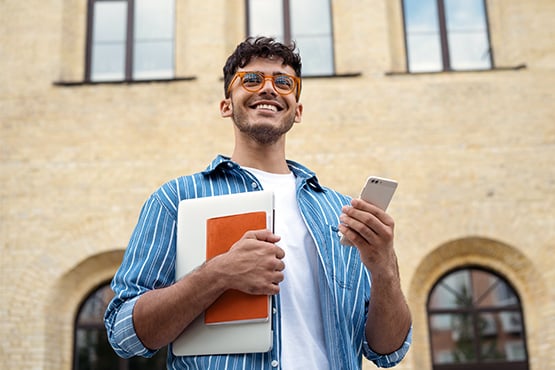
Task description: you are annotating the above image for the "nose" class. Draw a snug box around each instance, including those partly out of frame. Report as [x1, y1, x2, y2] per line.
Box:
[260, 76, 278, 96]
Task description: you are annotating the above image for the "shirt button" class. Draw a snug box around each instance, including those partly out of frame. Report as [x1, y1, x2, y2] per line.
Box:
[272, 308, 277, 314]
[251, 182, 258, 189]
[271, 360, 279, 367]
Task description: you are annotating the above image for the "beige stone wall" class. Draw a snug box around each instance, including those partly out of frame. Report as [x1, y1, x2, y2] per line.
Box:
[1, 0, 553, 369]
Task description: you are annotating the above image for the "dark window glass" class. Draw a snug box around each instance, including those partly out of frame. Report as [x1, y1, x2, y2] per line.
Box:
[74, 283, 167, 370]
[428, 267, 529, 370]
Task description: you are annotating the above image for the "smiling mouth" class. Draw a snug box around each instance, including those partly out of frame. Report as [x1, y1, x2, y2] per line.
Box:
[252, 103, 280, 112]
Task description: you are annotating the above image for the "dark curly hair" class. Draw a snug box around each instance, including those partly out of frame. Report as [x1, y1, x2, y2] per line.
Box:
[223, 36, 302, 100]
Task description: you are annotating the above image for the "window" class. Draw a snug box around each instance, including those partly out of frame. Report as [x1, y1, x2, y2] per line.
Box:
[74, 283, 167, 370]
[85, 0, 175, 82]
[428, 267, 529, 370]
[247, 0, 335, 76]
[402, 0, 492, 72]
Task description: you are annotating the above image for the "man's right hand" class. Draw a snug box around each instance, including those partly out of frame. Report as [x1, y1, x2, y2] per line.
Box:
[211, 229, 285, 295]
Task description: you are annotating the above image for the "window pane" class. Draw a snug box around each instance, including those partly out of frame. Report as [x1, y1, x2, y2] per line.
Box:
[429, 270, 472, 309]
[91, 1, 127, 81]
[248, 0, 284, 41]
[445, 0, 487, 31]
[133, 0, 175, 79]
[406, 34, 442, 72]
[75, 284, 168, 369]
[404, 0, 439, 33]
[91, 44, 126, 81]
[478, 312, 527, 362]
[445, 0, 491, 70]
[294, 36, 333, 76]
[77, 285, 114, 326]
[472, 270, 519, 308]
[75, 328, 121, 370]
[290, 0, 331, 35]
[133, 41, 174, 79]
[430, 313, 477, 364]
[448, 32, 491, 70]
[135, 0, 174, 39]
[290, 0, 333, 76]
[93, 1, 127, 42]
[403, 0, 442, 72]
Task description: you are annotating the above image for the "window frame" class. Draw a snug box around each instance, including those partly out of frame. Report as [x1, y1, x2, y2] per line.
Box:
[427, 266, 530, 370]
[84, 0, 176, 83]
[245, 0, 336, 77]
[401, 0, 495, 73]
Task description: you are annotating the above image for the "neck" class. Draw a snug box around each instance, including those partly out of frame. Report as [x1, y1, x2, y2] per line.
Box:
[231, 140, 289, 174]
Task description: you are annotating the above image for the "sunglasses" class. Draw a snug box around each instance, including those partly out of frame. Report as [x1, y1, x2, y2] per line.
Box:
[228, 71, 301, 100]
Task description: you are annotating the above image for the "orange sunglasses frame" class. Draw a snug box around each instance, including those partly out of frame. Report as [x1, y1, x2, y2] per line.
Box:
[227, 71, 302, 100]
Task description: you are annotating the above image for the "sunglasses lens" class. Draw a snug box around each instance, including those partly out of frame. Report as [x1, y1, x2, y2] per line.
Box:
[274, 75, 295, 93]
[239, 72, 296, 94]
[242, 72, 264, 89]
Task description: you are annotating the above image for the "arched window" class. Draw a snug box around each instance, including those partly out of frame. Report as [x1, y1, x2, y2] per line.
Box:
[428, 267, 529, 370]
[73, 282, 167, 370]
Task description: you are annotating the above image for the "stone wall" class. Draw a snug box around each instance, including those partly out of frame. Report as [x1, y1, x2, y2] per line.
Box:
[1, 0, 553, 369]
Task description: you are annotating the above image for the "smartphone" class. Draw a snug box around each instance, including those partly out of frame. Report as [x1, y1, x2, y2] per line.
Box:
[339, 176, 398, 245]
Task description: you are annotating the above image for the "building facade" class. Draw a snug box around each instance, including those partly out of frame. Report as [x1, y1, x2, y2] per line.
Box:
[1, 0, 553, 369]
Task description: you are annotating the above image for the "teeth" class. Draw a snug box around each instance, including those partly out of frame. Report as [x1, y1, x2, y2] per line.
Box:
[256, 104, 277, 112]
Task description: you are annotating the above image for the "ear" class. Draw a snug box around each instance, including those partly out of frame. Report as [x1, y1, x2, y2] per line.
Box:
[294, 102, 303, 123]
[220, 98, 233, 118]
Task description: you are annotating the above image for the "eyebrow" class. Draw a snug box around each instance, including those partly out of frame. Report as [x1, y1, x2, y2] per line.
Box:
[244, 71, 294, 76]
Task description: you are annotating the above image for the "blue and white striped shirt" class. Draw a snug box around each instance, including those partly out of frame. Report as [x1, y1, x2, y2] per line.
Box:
[105, 155, 411, 369]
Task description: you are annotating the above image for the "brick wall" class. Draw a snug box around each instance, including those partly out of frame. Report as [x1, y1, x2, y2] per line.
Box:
[1, 0, 553, 369]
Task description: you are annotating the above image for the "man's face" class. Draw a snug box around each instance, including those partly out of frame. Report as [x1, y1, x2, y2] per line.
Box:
[221, 57, 303, 145]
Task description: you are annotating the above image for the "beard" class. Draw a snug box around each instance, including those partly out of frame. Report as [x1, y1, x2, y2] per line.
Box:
[232, 109, 295, 145]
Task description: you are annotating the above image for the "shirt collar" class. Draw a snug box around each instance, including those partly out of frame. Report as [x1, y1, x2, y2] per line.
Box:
[203, 154, 324, 192]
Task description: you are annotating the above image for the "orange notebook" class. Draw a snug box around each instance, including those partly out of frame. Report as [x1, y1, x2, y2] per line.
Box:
[204, 211, 270, 325]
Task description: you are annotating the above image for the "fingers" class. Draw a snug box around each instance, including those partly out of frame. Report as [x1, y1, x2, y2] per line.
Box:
[224, 229, 285, 295]
[339, 199, 394, 246]
[244, 228, 282, 244]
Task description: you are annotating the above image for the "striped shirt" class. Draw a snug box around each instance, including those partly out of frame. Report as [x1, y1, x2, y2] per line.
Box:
[104, 155, 412, 369]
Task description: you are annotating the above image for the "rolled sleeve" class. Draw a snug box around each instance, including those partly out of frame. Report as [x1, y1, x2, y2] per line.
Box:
[104, 296, 157, 358]
[104, 191, 177, 358]
[362, 326, 412, 368]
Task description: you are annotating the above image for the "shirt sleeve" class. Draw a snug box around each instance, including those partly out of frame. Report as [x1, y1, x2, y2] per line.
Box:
[362, 325, 412, 368]
[104, 192, 177, 358]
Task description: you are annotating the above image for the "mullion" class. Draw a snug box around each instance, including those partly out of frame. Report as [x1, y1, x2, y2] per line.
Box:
[282, 0, 292, 45]
[85, 0, 95, 81]
[436, 0, 451, 70]
[125, 0, 135, 80]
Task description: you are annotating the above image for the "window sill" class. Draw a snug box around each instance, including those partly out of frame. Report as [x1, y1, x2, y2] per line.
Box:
[53, 76, 197, 87]
[384, 64, 526, 76]
[302, 72, 362, 79]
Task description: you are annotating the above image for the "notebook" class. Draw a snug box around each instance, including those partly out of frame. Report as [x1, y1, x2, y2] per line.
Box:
[172, 190, 274, 356]
[204, 211, 270, 325]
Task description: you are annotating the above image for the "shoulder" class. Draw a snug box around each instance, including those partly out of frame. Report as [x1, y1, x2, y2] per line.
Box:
[148, 155, 251, 216]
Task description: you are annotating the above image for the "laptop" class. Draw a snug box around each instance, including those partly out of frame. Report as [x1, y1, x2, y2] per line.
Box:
[172, 191, 274, 356]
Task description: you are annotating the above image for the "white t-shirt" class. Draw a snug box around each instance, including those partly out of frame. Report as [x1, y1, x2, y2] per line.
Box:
[244, 167, 330, 370]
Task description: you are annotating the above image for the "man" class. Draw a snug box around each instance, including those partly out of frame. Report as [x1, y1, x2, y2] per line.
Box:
[105, 36, 412, 369]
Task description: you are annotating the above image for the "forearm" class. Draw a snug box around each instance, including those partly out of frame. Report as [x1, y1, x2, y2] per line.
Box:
[133, 259, 229, 350]
[132, 229, 284, 350]
[365, 266, 412, 355]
